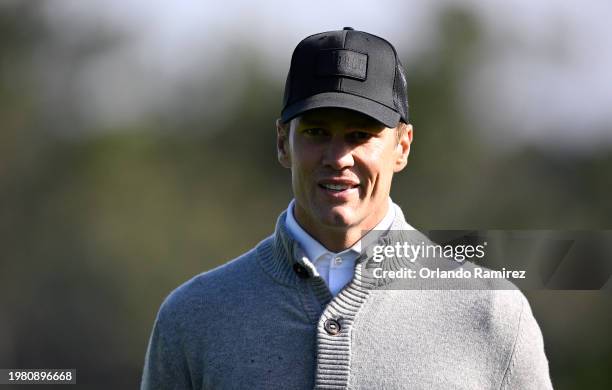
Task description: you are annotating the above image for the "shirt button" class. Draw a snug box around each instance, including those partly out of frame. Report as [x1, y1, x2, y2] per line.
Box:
[334, 256, 343, 265]
[293, 263, 309, 279]
[324, 318, 341, 335]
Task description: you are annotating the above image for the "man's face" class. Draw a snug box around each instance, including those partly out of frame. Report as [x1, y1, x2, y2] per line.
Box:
[277, 108, 412, 238]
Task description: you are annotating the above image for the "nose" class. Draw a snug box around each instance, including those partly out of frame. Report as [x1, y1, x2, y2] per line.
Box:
[321, 135, 354, 170]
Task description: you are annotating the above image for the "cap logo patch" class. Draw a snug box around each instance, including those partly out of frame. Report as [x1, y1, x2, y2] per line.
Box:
[316, 49, 367, 81]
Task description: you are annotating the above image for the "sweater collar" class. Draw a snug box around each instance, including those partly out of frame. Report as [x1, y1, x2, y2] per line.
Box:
[258, 201, 426, 288]
[284, 197, 396, 263]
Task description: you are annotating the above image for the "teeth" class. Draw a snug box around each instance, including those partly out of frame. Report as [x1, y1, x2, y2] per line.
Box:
[323, 184, 351, 191]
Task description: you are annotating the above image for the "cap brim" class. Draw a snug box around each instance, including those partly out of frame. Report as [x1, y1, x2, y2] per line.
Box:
[281, 92, 401, 128]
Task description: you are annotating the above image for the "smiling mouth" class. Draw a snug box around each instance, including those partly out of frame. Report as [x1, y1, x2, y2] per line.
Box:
[319, 183, 359, 192]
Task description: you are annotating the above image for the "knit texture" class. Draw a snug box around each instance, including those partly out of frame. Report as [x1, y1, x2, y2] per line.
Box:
[141, 204, 553, 389]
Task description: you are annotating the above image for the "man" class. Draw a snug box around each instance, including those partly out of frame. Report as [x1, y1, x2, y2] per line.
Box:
[141, 27, 553, 389]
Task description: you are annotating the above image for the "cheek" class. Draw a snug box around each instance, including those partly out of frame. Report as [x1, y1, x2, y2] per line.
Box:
[359, 145, 397, 191]
[292, 143, 320, 172]
[361, 144, 393, 176]
[291, 148, 318, 190]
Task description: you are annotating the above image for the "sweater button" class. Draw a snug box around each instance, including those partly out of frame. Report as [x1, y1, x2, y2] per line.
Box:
[293, 263, 309, 279]
[324, 318, 341, 335]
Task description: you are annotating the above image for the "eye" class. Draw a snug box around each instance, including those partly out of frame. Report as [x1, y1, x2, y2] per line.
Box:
[348, 131, 373, 142]
[302, 128, 328, 137]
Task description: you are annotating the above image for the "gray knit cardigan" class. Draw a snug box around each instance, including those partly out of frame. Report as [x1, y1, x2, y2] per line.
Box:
[141, 204, 553, 389]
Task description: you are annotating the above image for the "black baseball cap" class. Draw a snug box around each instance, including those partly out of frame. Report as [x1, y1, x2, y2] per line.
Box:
[281, 27, 409, 128]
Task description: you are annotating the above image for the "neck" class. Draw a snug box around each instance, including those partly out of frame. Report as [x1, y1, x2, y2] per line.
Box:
[293, 201, 390, 253]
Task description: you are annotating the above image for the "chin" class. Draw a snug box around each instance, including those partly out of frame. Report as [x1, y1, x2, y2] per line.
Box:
[320, 205, 357, 228]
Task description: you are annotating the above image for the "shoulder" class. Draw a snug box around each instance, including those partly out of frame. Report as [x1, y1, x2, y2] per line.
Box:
[368, 282, 529, 344]
[159, 238, 271, 316]
[141, 240, 270, 389]
[463, 288, 529, 338]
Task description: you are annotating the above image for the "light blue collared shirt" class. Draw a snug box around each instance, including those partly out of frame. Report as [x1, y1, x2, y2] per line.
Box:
[285, 198, 396, 296]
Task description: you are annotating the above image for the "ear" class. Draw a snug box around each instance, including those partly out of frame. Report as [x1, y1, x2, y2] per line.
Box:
[276, 118, 292, 169]
[393, 123, 413, 173]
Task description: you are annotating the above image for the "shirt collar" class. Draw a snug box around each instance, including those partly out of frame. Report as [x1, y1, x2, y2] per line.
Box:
[285, 198, 396, 262]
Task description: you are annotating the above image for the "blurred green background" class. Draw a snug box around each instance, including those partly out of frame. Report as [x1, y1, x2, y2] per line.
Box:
[1, 1, 611, 389]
